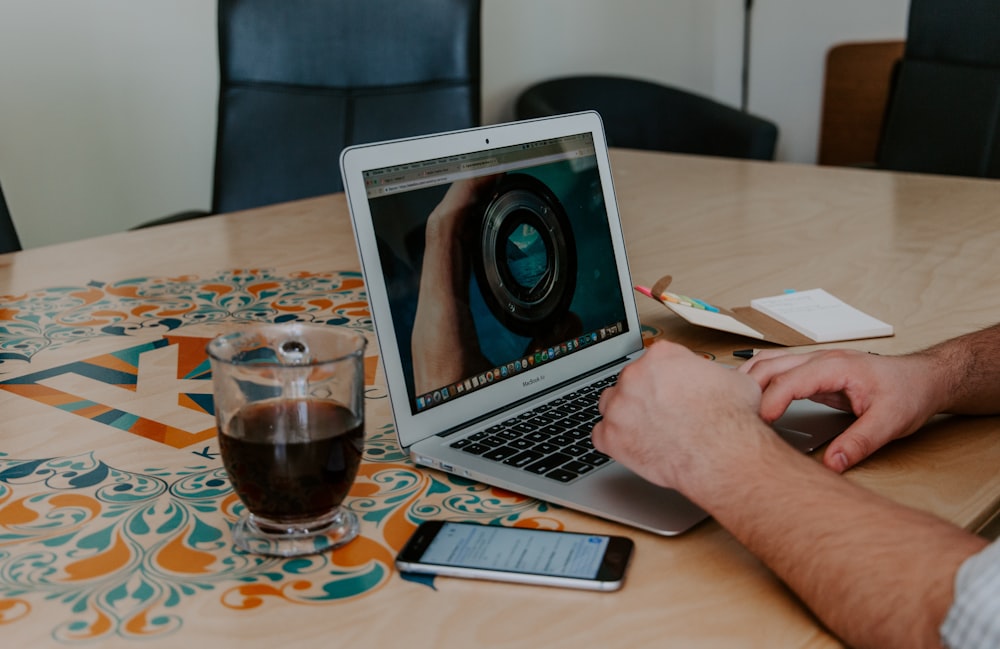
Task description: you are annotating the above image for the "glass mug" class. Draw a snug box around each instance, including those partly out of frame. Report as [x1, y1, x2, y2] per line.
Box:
[208, 323, 367, 557]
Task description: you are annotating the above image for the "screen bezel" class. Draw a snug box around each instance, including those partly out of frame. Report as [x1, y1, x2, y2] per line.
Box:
[340, 112, 643, 449]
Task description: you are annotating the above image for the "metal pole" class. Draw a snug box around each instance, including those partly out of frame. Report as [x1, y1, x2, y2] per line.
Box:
[742, 0, 754, 112]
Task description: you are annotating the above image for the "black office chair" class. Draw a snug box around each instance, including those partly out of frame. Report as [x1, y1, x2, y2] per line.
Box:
[515, 75, 778, 161]
[0, 179, 22, 254]
[137, 0, 481, 228]
[876, 0, 1000, 177]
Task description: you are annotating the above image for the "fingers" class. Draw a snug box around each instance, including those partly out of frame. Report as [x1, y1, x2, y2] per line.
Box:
[820, 375, 936, 473]
[604, 343, 935, 478]
[740, 349, 814, 382]
[738, 348, 801, 374]
[746, 349, 935, 472]
[746, 350, 883, 470]
[593, 384, 614, 452]
[744, 350, 860, 423]
[592, 339, 761, 462]
[591, 413, 609, 456]
[592, 341, 672, 457]
[596, 382, 613, 416]
[438, 174, 500, 211]
[740, 351, 820, 420]
[823, 412, 889, 473]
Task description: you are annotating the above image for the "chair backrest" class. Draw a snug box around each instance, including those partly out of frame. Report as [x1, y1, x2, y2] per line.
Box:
[876, 0, 1000, 177]
[213, 0, 481, 214]
[0, 179, 22, 254]
[515, 75, 778, 161]
[818, 41, 904, 167]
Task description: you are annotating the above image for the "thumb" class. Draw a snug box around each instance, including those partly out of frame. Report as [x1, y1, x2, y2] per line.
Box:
[821, 406, 898, 473]
[823, 433, 871, 473]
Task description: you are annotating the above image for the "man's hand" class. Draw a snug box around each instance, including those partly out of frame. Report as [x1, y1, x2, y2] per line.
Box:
[740, 349, 946, 472]
[592, 340, 772, 501]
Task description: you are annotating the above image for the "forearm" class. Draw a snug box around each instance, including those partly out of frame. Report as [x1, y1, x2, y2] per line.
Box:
[596, 340, 993, 647]
[688, 427, 987, 649]
[920, 323, 1000, 415]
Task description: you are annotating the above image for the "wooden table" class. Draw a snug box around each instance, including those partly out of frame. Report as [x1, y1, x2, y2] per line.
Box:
[2, 150, 1000, 648]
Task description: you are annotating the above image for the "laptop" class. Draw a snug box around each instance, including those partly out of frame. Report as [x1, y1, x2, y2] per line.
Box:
[340, 111, 851, 535]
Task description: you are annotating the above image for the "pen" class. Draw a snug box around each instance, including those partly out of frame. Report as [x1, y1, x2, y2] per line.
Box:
[734, 348, 878, 360]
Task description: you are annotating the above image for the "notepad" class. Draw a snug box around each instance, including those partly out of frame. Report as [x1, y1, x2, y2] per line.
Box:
[749, 289, 893, 343]
[638, 275, 894, 346]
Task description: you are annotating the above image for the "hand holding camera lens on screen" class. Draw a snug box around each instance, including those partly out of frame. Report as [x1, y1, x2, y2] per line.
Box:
[411, 173, 582, 396]
[474, 173, 578, 338]
[411, 175, 498, 395]
[357, 127, 630, 418]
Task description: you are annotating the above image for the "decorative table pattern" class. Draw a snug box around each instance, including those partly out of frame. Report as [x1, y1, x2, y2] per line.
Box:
[0, 270, 566, 643]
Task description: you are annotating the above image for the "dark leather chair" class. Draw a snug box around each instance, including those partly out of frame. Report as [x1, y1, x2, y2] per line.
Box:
[876, 0, 1000, 177]
[0, 179, 22, 254]
[515, 75, 778, 161]
[138, 0, 481, 228]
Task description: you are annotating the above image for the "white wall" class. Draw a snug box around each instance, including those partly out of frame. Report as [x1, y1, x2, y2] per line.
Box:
[0, 0, 217, 249]
[0, 0, 908, 250]
[750, 0, 909, 162]
[482, 1, 730, 123]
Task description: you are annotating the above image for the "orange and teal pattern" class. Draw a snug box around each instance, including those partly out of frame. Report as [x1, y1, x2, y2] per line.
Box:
[0, 335, 218, 449]
[0, 269, 561, 644]
[0, 269, 371, 372]
[0, 428, 556, 643]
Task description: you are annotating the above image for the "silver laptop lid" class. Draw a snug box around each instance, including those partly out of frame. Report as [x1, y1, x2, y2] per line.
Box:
[341, 112, 642, 449]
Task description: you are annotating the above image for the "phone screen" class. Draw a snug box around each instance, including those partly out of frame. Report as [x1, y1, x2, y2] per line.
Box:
[419, 522, 611, 579]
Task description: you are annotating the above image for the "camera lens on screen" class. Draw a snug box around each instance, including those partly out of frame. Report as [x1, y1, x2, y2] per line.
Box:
[474, 174, 576, 337]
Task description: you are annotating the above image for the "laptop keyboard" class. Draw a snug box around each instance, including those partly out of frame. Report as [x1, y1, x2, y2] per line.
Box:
[449, 374, 617, 483]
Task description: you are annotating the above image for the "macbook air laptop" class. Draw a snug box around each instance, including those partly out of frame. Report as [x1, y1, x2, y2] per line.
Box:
[340, 111, 851, 535]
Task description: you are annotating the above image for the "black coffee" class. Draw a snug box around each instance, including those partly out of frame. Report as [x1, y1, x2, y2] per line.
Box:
[219, 399, 364, 524]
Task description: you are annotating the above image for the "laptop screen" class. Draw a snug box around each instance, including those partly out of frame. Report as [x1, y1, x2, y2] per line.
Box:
[361, 131, 630, 415]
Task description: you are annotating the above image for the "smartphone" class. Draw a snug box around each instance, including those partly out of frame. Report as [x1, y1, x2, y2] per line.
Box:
[395, 520, 634, 591]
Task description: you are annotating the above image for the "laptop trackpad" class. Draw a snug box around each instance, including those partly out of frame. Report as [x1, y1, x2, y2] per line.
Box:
[773, 399, 854, 453]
